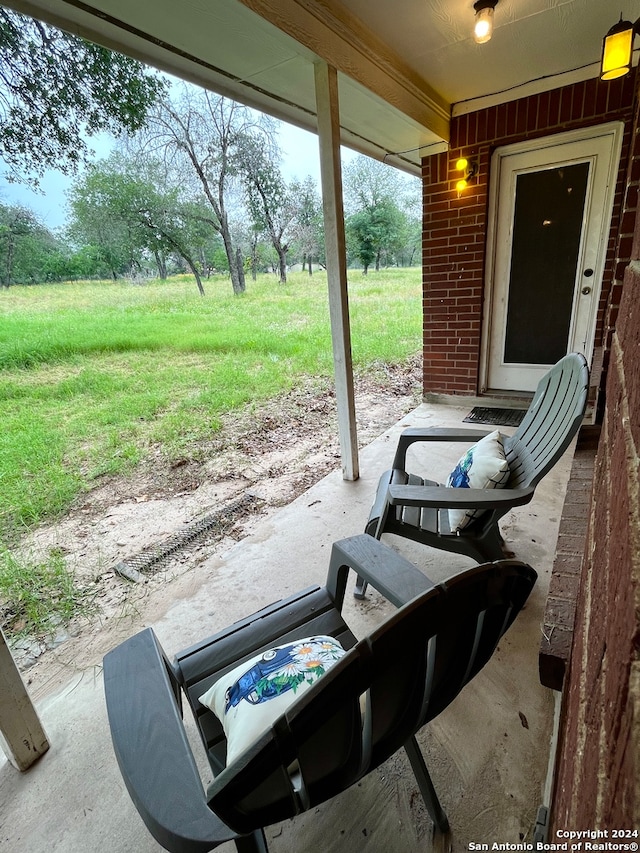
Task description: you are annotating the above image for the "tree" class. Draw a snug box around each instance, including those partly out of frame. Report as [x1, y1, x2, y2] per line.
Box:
[346, 209, 376, 275]
[241, 132, 297, 283]
[68, 153, 213, 292]
[290, 176, 324, 274]
[394, 210, 421, 267]
[135, 87, 276, 295]
[0, 9, 166, 186]
[344, 155, 418, 272]
[347, 196, 406, 273]
[0, 204, 61, 285]
[46, 243, 111, 281]
[394, 181, 421, 267]
[231, 219, 269, 281]
[67, 159, 135, 279]
[0, 205, 32, 285]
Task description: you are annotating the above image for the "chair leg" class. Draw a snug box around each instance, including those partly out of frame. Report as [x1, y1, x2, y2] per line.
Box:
[403, 736, 450, 834]
[353, 575, 368, 599]
[234, 829, 269, 853]
[355, 517, 385, 599]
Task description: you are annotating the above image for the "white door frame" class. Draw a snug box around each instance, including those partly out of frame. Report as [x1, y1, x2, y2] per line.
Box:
[480, 121, 624, 393]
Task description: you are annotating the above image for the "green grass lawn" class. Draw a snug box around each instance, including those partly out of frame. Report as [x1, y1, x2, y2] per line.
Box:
[0, 269, 421, 541]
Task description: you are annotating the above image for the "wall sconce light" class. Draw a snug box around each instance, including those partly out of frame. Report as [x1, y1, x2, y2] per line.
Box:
[473, 0, 498, 45]
[600, 16, 638, 81]
[455, 157, 478, 196]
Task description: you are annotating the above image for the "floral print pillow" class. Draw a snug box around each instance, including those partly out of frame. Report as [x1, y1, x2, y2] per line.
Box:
[199, 635, 345, 765]
[446, 430, 510, 532]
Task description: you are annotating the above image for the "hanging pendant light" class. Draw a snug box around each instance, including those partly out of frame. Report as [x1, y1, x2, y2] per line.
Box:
[600, 17, 636, 81]
[473, 0, 498, 45]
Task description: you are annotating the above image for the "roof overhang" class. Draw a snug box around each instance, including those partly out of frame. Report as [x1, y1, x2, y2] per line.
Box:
[6, 0, 451, 175]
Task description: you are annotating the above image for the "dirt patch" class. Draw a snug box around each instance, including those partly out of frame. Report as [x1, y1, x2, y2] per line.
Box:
[8, 357, 422, 692]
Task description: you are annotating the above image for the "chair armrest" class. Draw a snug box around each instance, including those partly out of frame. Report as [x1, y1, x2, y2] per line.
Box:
[387, 484, 535, 510]
[392, 427, 492, 468]
[103, 628, 236, 853]
[326, 534, 435, 609]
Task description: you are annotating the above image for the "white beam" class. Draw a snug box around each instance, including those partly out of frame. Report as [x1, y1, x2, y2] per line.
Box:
[239, 0, 450, 142]
[314, 61, 359, 481]
[0, 628, 49, 771]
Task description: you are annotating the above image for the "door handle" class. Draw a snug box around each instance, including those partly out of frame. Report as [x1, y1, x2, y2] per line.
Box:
[582, 286, 592, 295]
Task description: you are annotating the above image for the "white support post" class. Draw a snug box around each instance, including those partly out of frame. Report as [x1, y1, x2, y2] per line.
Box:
[0, 628, 49, 771]
[314, 61, 359, 481]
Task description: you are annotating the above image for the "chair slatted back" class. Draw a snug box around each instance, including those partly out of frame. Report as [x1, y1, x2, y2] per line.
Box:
[206, 561, 537, 835]
[366, 561, 533, 760]
[505, 352, 588, 489]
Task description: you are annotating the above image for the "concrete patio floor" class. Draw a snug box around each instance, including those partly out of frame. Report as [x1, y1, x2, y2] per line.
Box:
[0, 400, 574, 853]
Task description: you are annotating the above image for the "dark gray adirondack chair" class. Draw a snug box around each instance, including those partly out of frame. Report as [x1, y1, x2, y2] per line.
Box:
[355, 352, 588, 599]
[103, 534, 537, 853]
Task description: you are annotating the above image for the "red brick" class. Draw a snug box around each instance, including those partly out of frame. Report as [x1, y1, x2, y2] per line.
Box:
[618, 235, 634, 262]
[630, 155, 640, 183]
[473, 108, 486, 143]
[582, 77, 598, 118]
[626, 183, 639, 210]
[544, 597, 576, 628]
[595, 78, 609, 115]
[540, 626, 573, 659]
[620, 209, 637, 235]
[505, 100, 517, 137]
[572, 82, 586, 120]
[421, 80, 634, 397]
[607, 77, 624, 113]
[495, 102, 508, 137]
[488, 105, 499, 141]
[559, 86, 573, 124]
[549, 89, 561, 126]
[555, 532, 587, 554]
[536, 90, 550, 127]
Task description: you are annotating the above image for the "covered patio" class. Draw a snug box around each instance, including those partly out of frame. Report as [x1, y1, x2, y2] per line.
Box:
[1, 0, 638, 842]
[0, 400, 573, 850]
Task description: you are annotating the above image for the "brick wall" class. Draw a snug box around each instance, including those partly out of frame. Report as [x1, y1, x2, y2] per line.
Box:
[422, 73, 637, 395]
[549, 260, 640, 833]
[547, 78, 640, 835]
[538, 426, 599, 693]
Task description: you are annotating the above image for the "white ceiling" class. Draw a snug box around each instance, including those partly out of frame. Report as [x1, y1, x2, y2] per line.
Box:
[342, 0, 637, 105]
[5, 0, 639, 174]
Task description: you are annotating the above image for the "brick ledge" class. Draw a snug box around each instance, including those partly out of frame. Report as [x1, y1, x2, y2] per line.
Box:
[538, 425, 600, 692]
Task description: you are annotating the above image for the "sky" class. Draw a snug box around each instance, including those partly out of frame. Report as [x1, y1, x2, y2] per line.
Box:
[0, 121, 353, 232]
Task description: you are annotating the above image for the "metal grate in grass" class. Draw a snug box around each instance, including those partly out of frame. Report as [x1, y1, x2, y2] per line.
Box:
[114, 493, 264, 582]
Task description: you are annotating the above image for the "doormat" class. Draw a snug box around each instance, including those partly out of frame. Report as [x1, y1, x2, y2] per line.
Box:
[463, 407, 527, 427]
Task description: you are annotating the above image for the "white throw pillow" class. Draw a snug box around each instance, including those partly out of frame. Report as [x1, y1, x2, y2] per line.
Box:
[198, 635, 345, 765]
[445, 430, 510, 532]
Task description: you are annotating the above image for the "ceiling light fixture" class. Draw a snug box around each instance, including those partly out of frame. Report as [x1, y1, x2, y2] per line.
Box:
[600, 16, 638, 81]
[473, 0, 498, 45]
